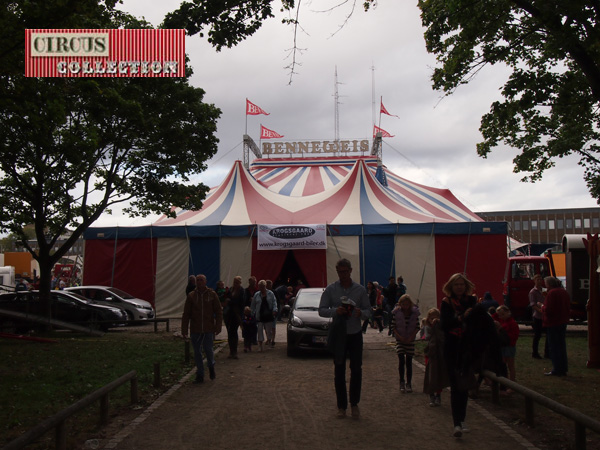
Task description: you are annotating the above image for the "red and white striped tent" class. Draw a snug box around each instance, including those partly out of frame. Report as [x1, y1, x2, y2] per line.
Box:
[83, 155, 507, 317]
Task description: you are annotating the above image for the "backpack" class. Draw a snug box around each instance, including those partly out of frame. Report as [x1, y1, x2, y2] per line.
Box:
[259, 295, 272, 323]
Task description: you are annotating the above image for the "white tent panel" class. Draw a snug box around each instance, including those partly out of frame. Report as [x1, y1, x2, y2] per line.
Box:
[326, 235, 360, 285]
[155, 238, 189, 318]
[220, 237, 253, 285]
[394, 235, 438, 315]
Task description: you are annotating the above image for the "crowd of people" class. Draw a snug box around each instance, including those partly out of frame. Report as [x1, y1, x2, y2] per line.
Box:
[180, 266, 572, 438]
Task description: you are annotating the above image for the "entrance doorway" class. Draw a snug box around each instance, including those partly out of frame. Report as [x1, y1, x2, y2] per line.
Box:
[274, 250, 308, 290]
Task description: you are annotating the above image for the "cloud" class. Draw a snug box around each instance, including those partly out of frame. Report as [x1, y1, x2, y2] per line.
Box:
[104, 0, 597, 226]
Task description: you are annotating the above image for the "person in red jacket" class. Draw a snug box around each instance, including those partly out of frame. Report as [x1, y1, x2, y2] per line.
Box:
[493, 305, 520, 388]
[540, 277, 571, 376]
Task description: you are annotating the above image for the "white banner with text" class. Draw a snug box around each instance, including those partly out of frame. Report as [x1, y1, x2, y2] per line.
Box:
[257, 224, 327, 250]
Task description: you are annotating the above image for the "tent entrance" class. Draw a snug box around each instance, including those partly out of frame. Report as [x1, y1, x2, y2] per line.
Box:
[275, 250, 308, 288]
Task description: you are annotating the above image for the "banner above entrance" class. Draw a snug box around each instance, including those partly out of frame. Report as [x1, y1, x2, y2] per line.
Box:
[257, 224, 327, 250]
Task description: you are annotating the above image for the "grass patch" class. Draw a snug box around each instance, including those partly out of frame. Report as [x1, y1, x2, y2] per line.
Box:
[0, 328, 195, 449]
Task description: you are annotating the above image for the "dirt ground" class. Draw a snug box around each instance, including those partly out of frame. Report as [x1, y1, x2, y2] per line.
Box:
[83, 323, 592, 450]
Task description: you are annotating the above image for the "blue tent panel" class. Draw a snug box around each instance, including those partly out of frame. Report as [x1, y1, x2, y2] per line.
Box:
[189, 237, 220, 288]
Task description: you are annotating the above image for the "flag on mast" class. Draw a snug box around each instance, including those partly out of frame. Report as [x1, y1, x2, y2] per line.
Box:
[380, 100, 399, 118]
[246, 99, 270, 115]
[260, 125, 284, 139]
[373, 125, 394, 138]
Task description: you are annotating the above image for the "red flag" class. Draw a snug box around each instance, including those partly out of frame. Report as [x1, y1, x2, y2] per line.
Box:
[380, 100, 399, 118]
[246, 99, 270, 115]
[260, 125, 284, 139]
[373, 125, 394, 138]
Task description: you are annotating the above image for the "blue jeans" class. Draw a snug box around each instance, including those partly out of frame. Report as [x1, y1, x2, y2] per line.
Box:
[546, 324, 568, 375]
[190, 333, 215, 380]
[334, 331, 363, 410]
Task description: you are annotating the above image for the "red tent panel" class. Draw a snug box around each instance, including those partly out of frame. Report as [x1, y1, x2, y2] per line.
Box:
[83, 239, 157, 306]
[434, 234, 506, 305]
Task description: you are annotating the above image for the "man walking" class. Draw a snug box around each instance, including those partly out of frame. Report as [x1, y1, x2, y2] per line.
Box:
[181, 274, 223, 383]
[541, 276, 570, 376]
[319, 259, 371, 419]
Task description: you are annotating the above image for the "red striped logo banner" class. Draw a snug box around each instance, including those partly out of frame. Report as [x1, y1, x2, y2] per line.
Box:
[25, 29, 185, 77]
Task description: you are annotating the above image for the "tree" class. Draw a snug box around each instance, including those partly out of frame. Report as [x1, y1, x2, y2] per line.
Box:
[418, 0, 600, 201]
[1, 1, 220, 318]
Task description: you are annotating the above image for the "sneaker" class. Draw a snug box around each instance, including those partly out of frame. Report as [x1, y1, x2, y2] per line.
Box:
[435, 394, 441, 406]
[429, 394, 436, 407]
[532, 353, 542, 359]
[460, 422, 470, 433]
[194, 374, 204, 384]
[351, 405, 360, 420]
[337, 409, 346, 419]
[400, 381, 406, 393]
[405, 384, 412, 393]
[209, 367, 216, 380]
[453, 426, 462, 438]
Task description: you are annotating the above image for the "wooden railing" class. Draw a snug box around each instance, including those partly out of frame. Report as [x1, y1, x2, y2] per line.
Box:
[2, 371, 138, 450]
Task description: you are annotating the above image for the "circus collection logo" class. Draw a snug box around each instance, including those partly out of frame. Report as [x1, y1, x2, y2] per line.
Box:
[25, 29, 185, 77]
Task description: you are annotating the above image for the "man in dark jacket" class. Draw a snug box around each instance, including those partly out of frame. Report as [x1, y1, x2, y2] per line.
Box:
[541, 276, 571, 376]
[181, 274, 223, 383]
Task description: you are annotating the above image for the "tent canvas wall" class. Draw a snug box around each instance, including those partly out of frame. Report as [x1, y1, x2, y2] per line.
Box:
[82, 156, 508, 317]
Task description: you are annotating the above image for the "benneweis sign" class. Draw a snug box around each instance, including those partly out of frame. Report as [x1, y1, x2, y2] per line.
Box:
[25, 29, 185, 77]
[262, 139, 370, 155]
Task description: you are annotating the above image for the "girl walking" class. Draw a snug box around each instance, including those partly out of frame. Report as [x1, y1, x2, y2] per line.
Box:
[421, 307, 448, 406]
[390, 294, 420, 393]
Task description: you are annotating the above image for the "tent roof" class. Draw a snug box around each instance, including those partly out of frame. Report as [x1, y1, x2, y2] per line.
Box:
[154, 156, 482, 227]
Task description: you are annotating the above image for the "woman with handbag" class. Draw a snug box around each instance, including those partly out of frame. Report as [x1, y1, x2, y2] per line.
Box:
[251, 280, 277, 352]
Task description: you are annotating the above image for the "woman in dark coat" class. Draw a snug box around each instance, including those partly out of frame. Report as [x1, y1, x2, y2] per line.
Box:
[440, 273, 477, 438]
[224, 276, 245, 359]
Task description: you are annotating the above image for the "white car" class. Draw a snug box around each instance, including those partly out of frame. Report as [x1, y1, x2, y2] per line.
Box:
[66, 286, 155, 321]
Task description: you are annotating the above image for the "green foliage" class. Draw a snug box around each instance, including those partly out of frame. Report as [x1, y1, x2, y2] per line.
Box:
[0, 1, 221, 294]
[418, 0, 600, 202]
[163, 0, 295, 50]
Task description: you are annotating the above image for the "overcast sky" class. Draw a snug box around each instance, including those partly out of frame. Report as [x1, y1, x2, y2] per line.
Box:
[96, 0, 598, 227]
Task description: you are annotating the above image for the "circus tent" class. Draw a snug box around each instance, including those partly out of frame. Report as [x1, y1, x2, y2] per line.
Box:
[82, 155, 507, 318]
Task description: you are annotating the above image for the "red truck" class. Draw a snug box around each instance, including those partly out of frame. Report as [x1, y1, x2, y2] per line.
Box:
[503, 235, 589, 322]
[503, 256, 552, 321]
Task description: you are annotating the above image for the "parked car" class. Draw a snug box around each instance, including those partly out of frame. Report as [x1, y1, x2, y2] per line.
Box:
[286, 287, 329, 356]
[65, 286, 155, 321]
[0, 290, 127, 332]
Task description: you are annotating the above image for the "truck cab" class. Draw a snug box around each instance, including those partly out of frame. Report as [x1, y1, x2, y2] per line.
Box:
[503, 256, 551, 321]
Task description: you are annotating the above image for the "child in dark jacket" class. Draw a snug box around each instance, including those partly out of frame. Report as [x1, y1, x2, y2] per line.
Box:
[241, 306, 258, 352]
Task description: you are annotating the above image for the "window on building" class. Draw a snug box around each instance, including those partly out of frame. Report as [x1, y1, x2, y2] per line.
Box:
[594, 218, 600, 228]
[566, 218, 573, 229]
[514, 221, 520, 231]
[549, 219, 555, 230]
[575, 218, 582, 229]
[532, 220, 538, 230]
[523, 220, 529, 231]
[557, 219, 564, 229]
[584, 218, 591, 228]
[540, 220, 546, 230]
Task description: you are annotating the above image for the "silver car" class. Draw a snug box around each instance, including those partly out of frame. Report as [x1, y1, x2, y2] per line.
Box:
[286, 287, 329, 356]
[66, 286, 155, 321]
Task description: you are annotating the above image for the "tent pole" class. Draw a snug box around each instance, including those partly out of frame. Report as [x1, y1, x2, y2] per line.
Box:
[243, 224, 257, 278]
[185, 225, 194, 275]
[327, 224, 342, 260]
[464, 221, 473, 275]
[150, 225, 157, 315]
[390, 222, 399, 278]
[110, 227, 118, 288]
[361, 224, 366, 286]
[417, 222, 436, 306]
